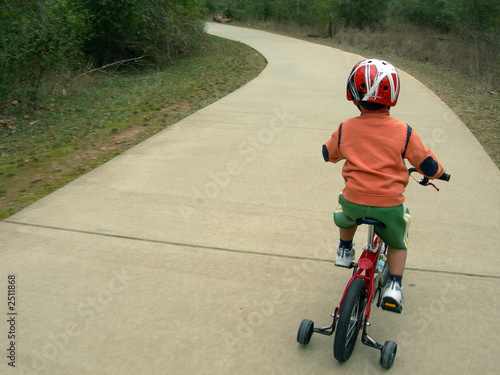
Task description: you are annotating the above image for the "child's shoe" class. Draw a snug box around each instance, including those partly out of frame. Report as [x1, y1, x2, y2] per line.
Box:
[335, 246, 355, 268]
[382, 280, 404, 313]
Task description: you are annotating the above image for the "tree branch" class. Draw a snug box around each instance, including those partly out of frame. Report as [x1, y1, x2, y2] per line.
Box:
[83, 55, 147, 75]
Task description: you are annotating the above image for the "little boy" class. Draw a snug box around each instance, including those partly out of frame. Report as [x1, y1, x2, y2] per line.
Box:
[322, 59, 446, 313]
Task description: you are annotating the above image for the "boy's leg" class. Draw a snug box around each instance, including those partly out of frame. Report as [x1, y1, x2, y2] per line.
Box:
[386, 247, 407, 275]
[340, 226, 357, 242]
[336, 226, 357, 267]
[382, 246, 406, 313]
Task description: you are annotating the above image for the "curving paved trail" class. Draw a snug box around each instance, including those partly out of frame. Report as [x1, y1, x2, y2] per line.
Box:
[1, 23, 499, 374]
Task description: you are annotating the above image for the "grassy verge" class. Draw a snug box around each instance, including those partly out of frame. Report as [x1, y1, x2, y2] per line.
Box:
[0, 35, 267, 219]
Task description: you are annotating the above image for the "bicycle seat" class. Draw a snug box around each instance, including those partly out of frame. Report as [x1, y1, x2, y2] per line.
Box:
[355, 218, 386, 228]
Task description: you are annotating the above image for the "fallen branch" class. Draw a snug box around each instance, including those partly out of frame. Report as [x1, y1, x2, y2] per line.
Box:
[83, 55, 147, 75]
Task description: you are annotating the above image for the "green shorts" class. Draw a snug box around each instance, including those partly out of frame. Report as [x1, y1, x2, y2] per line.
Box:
[334, 192, 411, 250]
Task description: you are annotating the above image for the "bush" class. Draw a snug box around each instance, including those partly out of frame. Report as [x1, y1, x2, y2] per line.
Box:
[0, 1, 89, 103]
[0, 0, 206, 108]
[401, 0, 455, 32]
[337, 0, 389, 28]
[399, 0, 500, 33]
[80, 0, 205, 65]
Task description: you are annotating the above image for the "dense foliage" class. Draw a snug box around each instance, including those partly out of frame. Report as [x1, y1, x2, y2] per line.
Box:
[207, 0, 499, 32]
[0, 0, 206, 105]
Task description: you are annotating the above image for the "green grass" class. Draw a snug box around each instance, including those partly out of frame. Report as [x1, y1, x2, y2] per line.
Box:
[0, 35, 267, 219]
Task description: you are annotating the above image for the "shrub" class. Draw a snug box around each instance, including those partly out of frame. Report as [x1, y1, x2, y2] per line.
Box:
[337, 0, 389, 28]
[0, 0, 206, 107]
[69, 0, 207, 65]
[0, 1, 89, 103]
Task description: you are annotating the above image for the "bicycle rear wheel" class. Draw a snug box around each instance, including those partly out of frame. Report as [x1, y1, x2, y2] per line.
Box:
[333, 278, 367, 362]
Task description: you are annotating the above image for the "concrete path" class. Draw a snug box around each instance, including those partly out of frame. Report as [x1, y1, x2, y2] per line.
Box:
[1, 23, 499, 374]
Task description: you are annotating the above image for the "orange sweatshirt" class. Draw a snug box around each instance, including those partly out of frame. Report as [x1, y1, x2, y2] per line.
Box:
[323, 109, 444, 207]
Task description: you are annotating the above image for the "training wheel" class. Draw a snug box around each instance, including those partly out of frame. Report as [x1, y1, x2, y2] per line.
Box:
[380, 340, 397, 369]
[297, 319, 314, 345]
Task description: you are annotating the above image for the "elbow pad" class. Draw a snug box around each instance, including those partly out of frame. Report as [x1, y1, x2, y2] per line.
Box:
[322, 144, 329, 162]
[420, 156, 439, 176]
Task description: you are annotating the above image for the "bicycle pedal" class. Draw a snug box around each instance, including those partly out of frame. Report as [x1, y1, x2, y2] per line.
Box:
[381, 301, 403, 314]
[335, 262, 355, 269]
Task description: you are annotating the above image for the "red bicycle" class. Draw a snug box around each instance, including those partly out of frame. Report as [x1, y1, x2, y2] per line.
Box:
[297, 168, 450, 369]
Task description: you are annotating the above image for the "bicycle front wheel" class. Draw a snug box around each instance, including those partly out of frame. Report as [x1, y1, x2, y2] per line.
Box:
[333, 278, 367, 362]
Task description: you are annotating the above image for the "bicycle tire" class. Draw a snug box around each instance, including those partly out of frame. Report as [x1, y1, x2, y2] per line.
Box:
[297, 319, 314, 345]
[333, 278, 367, 362]
[380, 340, 397, 369]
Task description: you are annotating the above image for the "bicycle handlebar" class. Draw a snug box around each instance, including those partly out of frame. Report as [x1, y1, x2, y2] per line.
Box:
[408, 167, 450, 191]
[440, 172, 451, 182]
[408, 167, 451, 182]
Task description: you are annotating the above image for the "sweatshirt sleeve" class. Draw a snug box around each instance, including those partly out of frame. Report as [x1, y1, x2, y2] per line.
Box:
[323, 124, 344, 163]
[405, 130, 445, 178]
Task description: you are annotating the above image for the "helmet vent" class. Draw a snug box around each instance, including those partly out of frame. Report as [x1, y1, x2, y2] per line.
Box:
[346, 59, 400, 107]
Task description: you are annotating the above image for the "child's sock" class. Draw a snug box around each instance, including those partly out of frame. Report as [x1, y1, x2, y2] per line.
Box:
[339, 239, 353, 249]
[389, 274, 403, 286]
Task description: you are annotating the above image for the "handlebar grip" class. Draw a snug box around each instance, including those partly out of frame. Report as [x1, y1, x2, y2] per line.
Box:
[408, 167, 417, 174]
[409, 167, 450, 182]
[438, 172, 451, 182]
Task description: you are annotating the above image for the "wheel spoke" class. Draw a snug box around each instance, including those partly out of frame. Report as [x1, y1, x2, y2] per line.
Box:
[334, 279, 367, 362]
[345, 298, 360, 347]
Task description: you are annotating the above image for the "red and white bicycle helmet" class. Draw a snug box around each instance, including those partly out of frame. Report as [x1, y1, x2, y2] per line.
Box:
[346, 59, 400, 107]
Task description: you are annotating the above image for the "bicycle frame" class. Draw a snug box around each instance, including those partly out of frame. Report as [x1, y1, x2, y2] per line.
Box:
[338, 227, 383, 326]
[313, 224, 386, 339]
[299, 168, 450, 367]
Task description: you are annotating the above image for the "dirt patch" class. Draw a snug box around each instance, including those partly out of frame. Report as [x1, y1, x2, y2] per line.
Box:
[0, 104, 186, 215]
[0, 123, 148, 215]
